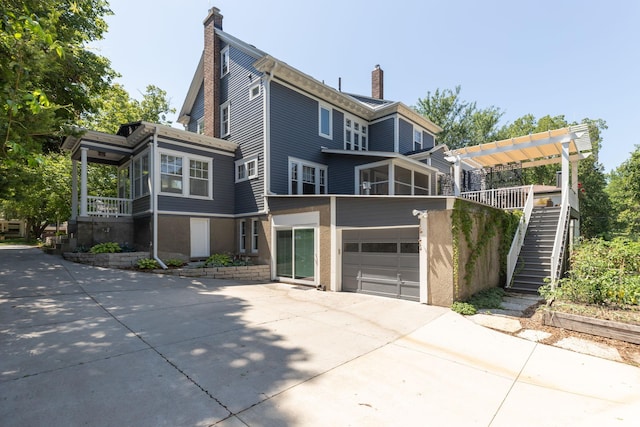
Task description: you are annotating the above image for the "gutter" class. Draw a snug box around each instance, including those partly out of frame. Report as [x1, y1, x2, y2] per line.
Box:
[151, 126, 168, 269]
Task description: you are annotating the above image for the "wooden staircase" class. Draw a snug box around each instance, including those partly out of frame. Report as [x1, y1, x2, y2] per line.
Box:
[510, 207, 560, 293]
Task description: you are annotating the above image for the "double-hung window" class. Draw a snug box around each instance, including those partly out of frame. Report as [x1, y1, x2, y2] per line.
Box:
[239, 220, 246, 253]
[159, 151, 212, 198]
[414, 128, 423, 151]
[319, 103, 332, 139]
[289, 158, 327, 195]
[220, 102, 230, 137]
[132, 152, 149, 199]
[345, 115, 367, 151]
[221, 46, 230, 76]
[251, 219, 259, 253]
[189, 160, 209, 197]
[235, 156, 258, 182]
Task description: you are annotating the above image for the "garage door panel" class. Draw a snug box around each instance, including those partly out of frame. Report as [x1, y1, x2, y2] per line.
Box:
[342, 228, 420, 301]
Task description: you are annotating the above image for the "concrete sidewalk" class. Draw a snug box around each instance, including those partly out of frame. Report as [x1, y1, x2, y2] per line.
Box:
[1, 246, 639, 426]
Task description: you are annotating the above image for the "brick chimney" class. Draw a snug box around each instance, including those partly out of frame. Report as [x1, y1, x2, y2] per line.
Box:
[203, 8, 223, 137]
[371, 65, 384, 99]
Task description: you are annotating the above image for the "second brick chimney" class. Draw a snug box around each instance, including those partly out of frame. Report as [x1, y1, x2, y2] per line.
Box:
[203, 7, 223, 137]
[371, 65, 384, 99]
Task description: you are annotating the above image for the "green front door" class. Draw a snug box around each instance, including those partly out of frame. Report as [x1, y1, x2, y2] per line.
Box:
[276, 228, 315, 282]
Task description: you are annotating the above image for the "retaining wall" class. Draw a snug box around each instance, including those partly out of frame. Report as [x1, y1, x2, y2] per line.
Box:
[63, 252, 150, 268]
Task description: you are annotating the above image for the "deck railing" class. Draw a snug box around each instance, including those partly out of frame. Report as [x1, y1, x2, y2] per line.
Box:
[87, 196, 132, 217]
[460, 185, 530, 210]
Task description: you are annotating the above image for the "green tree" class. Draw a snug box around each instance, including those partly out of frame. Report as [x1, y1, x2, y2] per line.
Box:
[1, 152, 71, 239]
[607, 145, 640, 236]
[80, 84, 175, 133]
[78, 83, 175, 196]
[1, 0, 115, 165]
[414, 86, 503, 149]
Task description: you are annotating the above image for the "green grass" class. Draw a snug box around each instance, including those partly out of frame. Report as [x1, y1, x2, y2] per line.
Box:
[0, 238, 38, 246]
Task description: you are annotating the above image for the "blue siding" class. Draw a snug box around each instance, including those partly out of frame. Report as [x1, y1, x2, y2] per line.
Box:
[187, 84, 205, 133]
[369, 117, 395, 152]
[423, 131, 435, 150]
[222, 42, 266, 214]
[133, 196, 150, 214]
[398, 118, 414, 154]
[156, 139, 235, 215]
[430, 149, 452, 174]
[326, 155, 391, 194]
[269, 81, 343, 195]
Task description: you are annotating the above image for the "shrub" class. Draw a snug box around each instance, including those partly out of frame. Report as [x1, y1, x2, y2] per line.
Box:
[136, 258, 159, 269]
[203, 253, 233, 267]
[542, 238, 640, 306]
[90, 242, 122, 254]
[451, 287, 505, 315]
[164, 258, 186, 267]
[451, 302, 477, 315]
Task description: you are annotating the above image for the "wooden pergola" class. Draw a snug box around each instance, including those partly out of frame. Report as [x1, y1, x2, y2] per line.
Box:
[445, 124, 592, 199]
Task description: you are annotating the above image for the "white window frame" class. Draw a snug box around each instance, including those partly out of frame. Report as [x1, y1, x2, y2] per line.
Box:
[355, 159, 431, 196]
[131, 150, 150, 199]
[251, 219, 259, 253]
[288, 157, 328, 195]
[239, 219, 246, 253]
[235, 155, 259, 183]
[220, 102, 230, 137]
[249, 83, 261, 100]
[318, 103, 332, 139]
[158, 149, 213, 199]
[344, 114, 368, 151]
[221, 46, 230, 76]
[196, 117, 205, 134]
[414, 127, 423, 151]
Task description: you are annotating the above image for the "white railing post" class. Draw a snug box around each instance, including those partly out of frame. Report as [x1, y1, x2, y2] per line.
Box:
[551, 190, 570, 286]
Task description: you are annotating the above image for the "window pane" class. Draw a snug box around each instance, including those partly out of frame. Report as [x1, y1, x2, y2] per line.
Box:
[395, 166, 411, 184]
[414, 172, 429, 188]
[294, 229, 315, 280]
[190, 178, 208, 196]
[401, 242, 419, 253]
[276, 230, 292, 278]
[320, 107, 330, 136]
[361, 242, 397, 253]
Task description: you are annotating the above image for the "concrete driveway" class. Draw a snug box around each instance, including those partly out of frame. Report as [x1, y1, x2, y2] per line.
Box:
[1, 246, 639, 426]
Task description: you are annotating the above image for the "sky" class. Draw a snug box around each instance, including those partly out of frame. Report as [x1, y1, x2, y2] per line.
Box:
[93, 0, 640, 173]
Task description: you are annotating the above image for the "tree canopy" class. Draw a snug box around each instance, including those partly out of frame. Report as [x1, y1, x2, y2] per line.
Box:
[607, 145, 640, 236]
[415, 86, 612, 238]
[1, 0, 115, 164]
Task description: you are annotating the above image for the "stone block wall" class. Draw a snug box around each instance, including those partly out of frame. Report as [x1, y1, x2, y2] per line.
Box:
[63, 252, 150, 268]
[156, 265, 271, 281]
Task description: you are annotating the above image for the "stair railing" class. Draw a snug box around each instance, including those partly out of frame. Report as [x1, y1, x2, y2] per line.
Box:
[505, 185, 534, 287]
[550, 190, 571, 286]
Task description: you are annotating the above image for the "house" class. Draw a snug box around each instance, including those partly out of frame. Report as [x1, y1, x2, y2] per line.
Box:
[63, 7, 593, 306]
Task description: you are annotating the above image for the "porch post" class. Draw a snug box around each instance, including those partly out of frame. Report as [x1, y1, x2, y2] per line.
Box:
[71, 160, 78, 220]
[561, 142, 570, 201]
[571, 160, 579, 194]
[80, 147, 88, 217]
[453, 157, 461, 196]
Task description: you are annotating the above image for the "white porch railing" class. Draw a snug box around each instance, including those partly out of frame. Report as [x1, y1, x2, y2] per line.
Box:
[505, 185, 534, 287]
[550, 190, 571, 285]
[87, 196, 132, 217]
[460, 185, 530, 210]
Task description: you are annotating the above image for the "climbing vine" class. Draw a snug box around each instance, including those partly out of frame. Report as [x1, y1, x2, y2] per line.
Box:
[451, 199, 521, 298]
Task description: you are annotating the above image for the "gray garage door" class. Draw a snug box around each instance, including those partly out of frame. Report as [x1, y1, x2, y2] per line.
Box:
[342, 228, 420, 301]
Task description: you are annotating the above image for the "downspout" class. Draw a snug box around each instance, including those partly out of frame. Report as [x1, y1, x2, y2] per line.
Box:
[151, 126, 167, 269]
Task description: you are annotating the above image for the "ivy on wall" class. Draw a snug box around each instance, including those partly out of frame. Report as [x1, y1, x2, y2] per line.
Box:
[451, 199, 521, 299]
